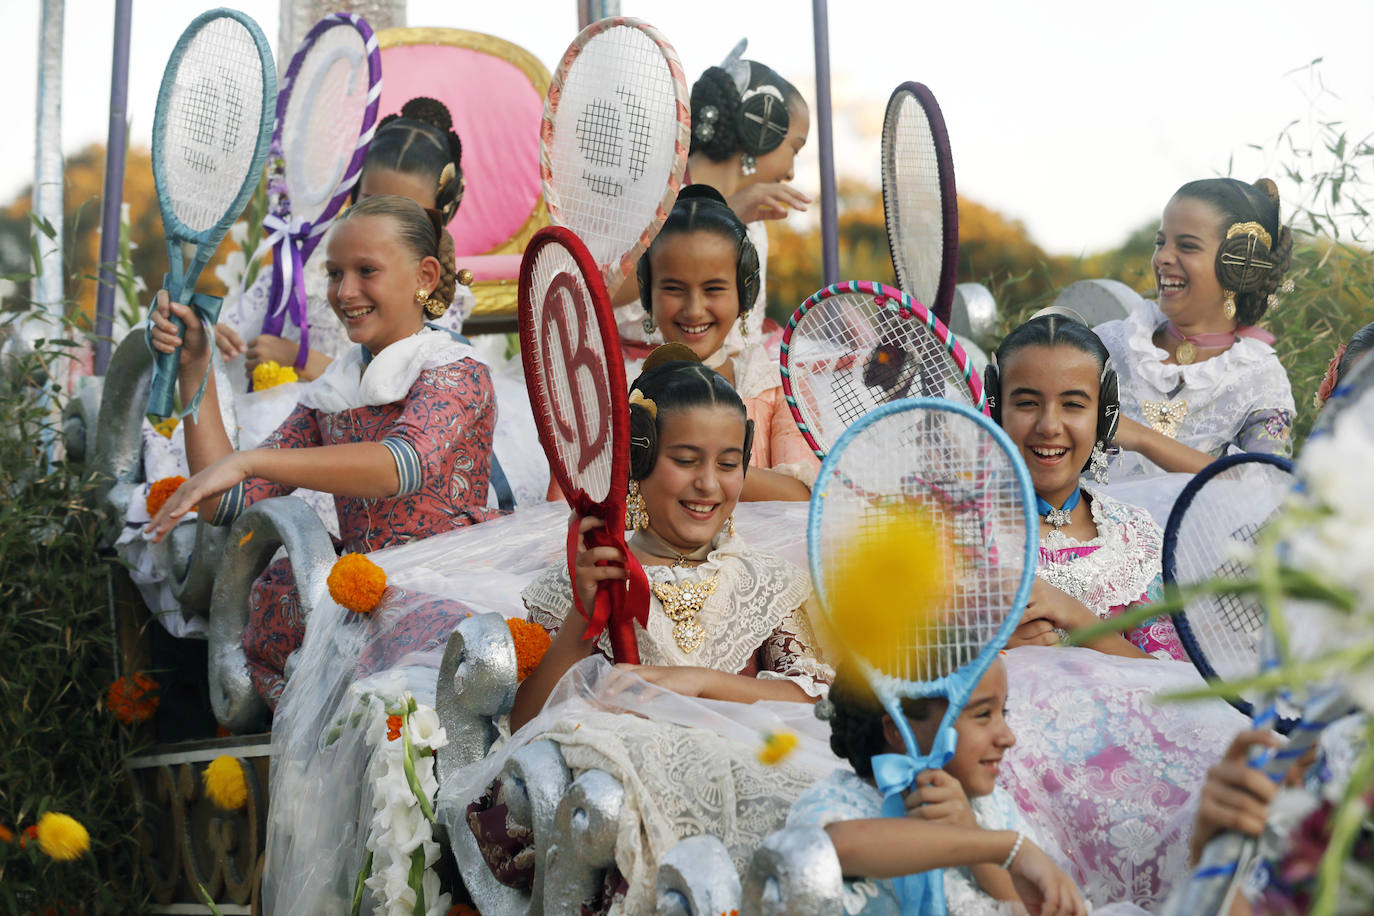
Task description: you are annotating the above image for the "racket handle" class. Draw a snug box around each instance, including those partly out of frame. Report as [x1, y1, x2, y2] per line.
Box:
[147, 312, 186, 419]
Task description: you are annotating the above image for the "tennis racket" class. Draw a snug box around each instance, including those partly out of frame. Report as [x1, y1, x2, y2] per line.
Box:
[780, 281, 986, 460]
[809, 397, 1036, 915]
[257, 12, 382, 368]
[519, 226, 648, 663]
[147, 8, 277, 418]
[1162, 453, 1296, 722]
[881, 82, 959, 327]
[541, 17, 690, 297]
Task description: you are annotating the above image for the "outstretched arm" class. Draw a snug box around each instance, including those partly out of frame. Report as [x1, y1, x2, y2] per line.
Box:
[1113, 415, 1213, 475]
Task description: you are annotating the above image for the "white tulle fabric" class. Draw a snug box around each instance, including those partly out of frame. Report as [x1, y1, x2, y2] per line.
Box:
[439, 657, 842, 914]
[1037, 488, 1162, 621]
[1095, 296, 1294, 478]
[264, 501, 819, 911]
[999, 646, 1248, 912]
[522, 526, 830, 696]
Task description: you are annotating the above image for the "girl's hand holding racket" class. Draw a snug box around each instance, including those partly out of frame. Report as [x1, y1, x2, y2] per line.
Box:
[144, 452, 251, 542]
[727, 181, 810, 222]
[150, 290, 212, 367]
[1007, 841, 1088, 916]
[573, 514, 626, 618]
[1189, 730, 1282, 866]
[905, 770, 975, 828]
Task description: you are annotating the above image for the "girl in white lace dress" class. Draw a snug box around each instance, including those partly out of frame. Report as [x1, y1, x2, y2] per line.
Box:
[984, 312, 1251, 911]
[450, 347, 836, 913]
[1095, 177, 1296, 480]
[789, 659, 1089, 915]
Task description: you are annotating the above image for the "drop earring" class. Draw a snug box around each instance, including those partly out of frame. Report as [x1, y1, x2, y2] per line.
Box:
[740, 153, 757, 176]
[1223, 289, 1237, 321]
[642, 314, 658, 335]
[1089, 441, 1110, 486]
[626, 479, 650, 530]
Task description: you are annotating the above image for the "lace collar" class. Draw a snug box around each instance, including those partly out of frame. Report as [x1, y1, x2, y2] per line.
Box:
[1035, 487, 1162, 619]
[523, 528, 810, 673]
[1120, 297, 1276, 393]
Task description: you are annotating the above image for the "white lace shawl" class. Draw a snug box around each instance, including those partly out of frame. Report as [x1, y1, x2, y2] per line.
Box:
[521, 529, 832, 696]
[298, 327, 482, 413]
[1095, 296, 1294, 477]
[1035, 488, 1162, 620]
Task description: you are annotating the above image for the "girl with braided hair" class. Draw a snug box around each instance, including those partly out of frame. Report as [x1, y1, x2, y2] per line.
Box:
[1095, 177, 1297, 479]
[146, 195, 504, 707]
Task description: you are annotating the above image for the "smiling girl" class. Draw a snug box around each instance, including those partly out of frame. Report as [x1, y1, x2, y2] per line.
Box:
[1096, 178, 1296, 478]
[633, 185, 818, 500]
[146, 195, 502, 706]
[791, 659, 1089, 915]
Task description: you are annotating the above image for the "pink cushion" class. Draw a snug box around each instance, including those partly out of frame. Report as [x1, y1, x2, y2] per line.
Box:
[378, 42, 543, 257]
[462, 254, 524, 283]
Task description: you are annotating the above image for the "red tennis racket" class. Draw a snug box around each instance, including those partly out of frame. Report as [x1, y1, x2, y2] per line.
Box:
[519, 226, 648, 663]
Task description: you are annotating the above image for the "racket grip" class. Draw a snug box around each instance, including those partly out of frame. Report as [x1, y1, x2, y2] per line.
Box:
[147, 311, 186, 419]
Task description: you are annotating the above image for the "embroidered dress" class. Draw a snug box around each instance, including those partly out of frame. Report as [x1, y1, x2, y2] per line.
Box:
[226, 328, 505, 706]
[442, 523, 836, 914]
[1095, 296, 1295, 479]
[788, 769, 1038, 915]
[1038, 488, 1185, 661]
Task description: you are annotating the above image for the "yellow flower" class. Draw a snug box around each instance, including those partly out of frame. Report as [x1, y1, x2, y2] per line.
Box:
[251, 359, 298, 391]
[757, 731, 799, 766]
[152, 416, 180, 438]
[202, 755, 248, 811]
[35, 812, 89, 861]
[327, 553, 388, 615]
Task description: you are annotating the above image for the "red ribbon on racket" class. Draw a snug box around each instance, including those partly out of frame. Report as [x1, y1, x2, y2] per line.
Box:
[565, 491, 650, 664]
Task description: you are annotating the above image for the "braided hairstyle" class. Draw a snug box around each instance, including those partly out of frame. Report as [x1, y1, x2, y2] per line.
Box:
[985, 309, 1121, 466]
[355, 97, 465, 223]
[1173, 177, 1294, 325]
[338, 195, 458, 307]
[690, 60, 802, 161]
[628, 343, 754, 481]
[827, 662, 937, 778]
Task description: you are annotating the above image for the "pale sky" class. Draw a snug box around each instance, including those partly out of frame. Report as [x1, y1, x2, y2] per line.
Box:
[6, 0, 1374, 255]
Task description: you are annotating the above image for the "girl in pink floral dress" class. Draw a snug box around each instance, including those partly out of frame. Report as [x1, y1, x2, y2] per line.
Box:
[146, 195, 502, 707]
[984, 311, 1248, 911]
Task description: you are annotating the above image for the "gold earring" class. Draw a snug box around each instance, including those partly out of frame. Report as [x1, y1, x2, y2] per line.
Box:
[414, 288, 428, 303]
[725, 515, 736, 538]
[1223, 289, 1237, 320]
[423, 295, 449, 319]
[626, 479, 650, 530]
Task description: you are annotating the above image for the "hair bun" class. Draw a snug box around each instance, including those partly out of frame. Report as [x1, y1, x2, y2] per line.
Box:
[1252, 177, 1280, 205]
[642, 342, 700, 373]
[401, 96, 453, 132]
[677, 184, 729, 207]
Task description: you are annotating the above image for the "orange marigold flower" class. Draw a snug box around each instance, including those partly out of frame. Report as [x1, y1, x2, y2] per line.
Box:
[506, 618, 552, 682]
[145, 475, 189, 518]
[0, 824, 12, 843]
[22, 824, 38, 847]
[326, 553, 388, 615]
[105, 671, 161, 725]
[386, 714, 403, 742]
[447, 905, 480, 916]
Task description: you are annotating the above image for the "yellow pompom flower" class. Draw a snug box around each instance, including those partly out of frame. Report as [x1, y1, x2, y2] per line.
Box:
[327, 553, 388, 615]
[823, 503, 951, 676]
[35, 811, 90, 861]
[251, 359, 299, 391]
[757, 731, 800, 766]
[203, 755, 248, 811]
[152, 416, 180, 438]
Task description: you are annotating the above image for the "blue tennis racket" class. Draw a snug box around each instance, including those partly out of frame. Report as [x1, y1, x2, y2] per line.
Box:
[1162, 452, 1295, 723]
[809, 398, 1036, 915]
[147, 8, 277, 419]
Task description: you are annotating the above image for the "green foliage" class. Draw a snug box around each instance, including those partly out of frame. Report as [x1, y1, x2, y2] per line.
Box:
[0, 315, 146, 908]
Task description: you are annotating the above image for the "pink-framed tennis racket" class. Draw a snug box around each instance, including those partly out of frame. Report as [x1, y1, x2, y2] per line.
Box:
[541, 17, 690, 297]
[881, 82, 959, 327]
[258, 12, 382, 367]
[519, 226, 649, 663]
[780, 280, 986, 460]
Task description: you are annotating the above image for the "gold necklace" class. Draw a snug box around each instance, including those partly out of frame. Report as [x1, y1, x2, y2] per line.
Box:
[650, 574, 719, 653]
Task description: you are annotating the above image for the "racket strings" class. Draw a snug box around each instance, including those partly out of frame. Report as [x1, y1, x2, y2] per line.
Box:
[789, 292, 975, 454]
[884, 96, 944, 305]
[1173, 465, 1291, 682]
[164, 17, 267, 232]
[549, 26, 681, 267]
[283, 26, 372, 217]
[816, 409, 1025, 684]
[526, 244, 615, 503]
